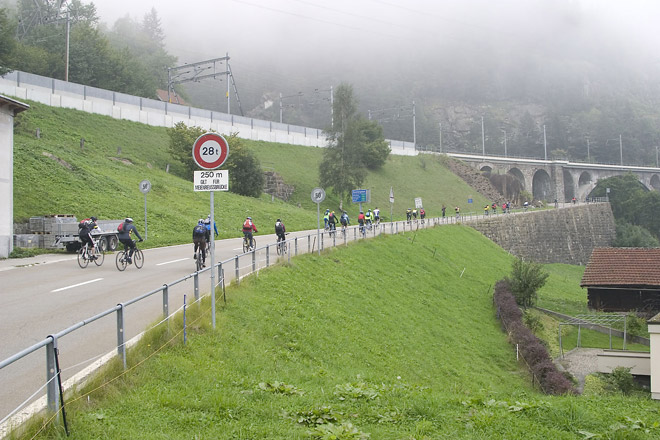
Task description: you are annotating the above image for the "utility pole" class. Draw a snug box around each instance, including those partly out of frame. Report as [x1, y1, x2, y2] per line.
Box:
[412, 100, 416, 149]
[543, 124, 547, 160]
[481, 116, 485, 157]
[501, 129, 507, 157]
[439, 122, 442, 153]
[619, 134, 623, 166]
[64, 11, 70, 82]
[587, 137, 590, 162]
[656, 146, 658, 167]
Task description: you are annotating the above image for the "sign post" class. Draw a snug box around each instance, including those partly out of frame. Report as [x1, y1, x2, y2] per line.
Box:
[139, 179, 151, 240]
[311, 187, 326, 255]
[192, 132, 229, 329]
[389, 187, 394, 223]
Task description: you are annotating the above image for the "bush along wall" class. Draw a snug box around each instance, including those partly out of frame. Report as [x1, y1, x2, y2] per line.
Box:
[493, 280, 575, 395]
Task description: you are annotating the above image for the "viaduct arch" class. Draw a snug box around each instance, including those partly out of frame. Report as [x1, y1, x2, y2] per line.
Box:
[451, 153, 660, 202]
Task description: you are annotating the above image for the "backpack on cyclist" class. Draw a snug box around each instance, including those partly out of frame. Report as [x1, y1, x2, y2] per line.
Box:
[275, 221, 284, 234]
[117, 222, 124, 232]
[78, 218, 92, 231]
[243, 219, 253, 230]
[193, 224, 205, 236]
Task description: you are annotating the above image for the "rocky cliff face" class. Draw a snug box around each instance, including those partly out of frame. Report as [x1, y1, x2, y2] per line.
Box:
[263, 171, 294, 201]
[440, 156, 505, 203]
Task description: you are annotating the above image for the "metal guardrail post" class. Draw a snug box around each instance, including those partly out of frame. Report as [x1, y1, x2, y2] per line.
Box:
[308, 235, 311, 253]
[162, 284, 169, 318]
[252, 249, 256, 272]
[46, 336, 57, 412]
[266, 245, 270, 267]
[235, 255, 240, 285]
[194, 273, 199, 301]
[116, 303, 126, 369]
[295, 237, 298, 256]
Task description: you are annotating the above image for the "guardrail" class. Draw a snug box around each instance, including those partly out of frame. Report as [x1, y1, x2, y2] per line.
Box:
[0, 210, 554, 435]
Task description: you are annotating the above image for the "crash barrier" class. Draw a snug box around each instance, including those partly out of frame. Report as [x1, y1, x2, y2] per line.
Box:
[0, 212, 503, 435]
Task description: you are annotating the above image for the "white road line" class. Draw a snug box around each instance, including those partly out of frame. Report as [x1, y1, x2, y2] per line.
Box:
[156, 258, 189, 266]
[51, 278, 104, 293]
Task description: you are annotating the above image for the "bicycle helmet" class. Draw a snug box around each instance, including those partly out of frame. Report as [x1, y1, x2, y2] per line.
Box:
[247, 217, 251, 220]
[276, 218, 281, 222]
[198, 218, 205, 224]
[125, 217, 133, 223]
[90, 216, 97, 222]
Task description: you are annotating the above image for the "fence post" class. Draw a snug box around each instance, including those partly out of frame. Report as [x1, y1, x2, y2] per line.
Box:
[162, 284, 169, 319]
[252, 248, 256, 272]
[266, 245, 270, 267]
[117, 303, 127, 369]
[46, 336, 58, 412]
[235, 255, 240, 285]
[308, 234, 311, 253]
[194, 273, 199, 301]
[295, 237, 298, 256]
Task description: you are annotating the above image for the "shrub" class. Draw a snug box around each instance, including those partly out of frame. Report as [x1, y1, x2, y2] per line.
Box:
[507, 258, 549, 308]
[493, 280, 574, 395]
[607, 367, 634, 395]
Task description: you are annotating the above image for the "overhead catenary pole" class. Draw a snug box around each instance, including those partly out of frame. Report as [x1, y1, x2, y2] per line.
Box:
[226, 52, 230, 114]
[64, 10, 70, 82]
[501, 129, 507, 157]
[412, 100, 417, 149]
[439, 122, 442, 153]
[481, 116, 485, 157]
[543, 124, 547, 160]
[587, 137, 590, 162]
[619, 134, 623, 166]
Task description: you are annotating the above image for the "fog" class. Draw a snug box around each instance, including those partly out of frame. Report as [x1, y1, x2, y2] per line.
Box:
[93, 0, 660, 121]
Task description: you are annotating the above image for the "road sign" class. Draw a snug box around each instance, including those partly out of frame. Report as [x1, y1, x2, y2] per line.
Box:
[468, 198, 473, 204]
[389, 187, 394, 204]
[414, 197, 423, 209]
[192, 132, 229, 170]
[311, 187, 326, 203]
[352, 189, 370, 203]
[139, 179, 151, 194]
[194, 170, 229, 192]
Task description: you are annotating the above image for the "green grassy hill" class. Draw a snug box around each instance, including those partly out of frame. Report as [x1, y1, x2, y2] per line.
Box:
[20, 227, 658, 439]
[13, 102, 490, 249]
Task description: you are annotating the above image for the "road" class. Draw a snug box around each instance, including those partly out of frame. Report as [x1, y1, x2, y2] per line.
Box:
[0, 222, 414, 424]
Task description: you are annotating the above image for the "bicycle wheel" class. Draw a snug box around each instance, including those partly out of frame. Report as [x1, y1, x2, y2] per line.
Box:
[250, 238, 256, 251]
[115, 251, 127, 271]
[243, 238, 249, 253]
[94, 247, 105, 266]
[133, 249, 144, 269]
[195, 252, 203, 271]
[276, 239, 283, 256]
[78, 247, 89, 268]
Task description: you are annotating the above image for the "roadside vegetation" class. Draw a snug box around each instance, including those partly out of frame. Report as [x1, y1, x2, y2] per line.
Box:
[13, 226, 659, 439]
[12, 101, 490, 251]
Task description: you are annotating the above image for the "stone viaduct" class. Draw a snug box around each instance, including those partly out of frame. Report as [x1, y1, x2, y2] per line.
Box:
[446, 153, 660, 202]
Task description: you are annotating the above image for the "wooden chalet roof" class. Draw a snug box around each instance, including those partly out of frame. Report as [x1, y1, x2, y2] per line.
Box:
[580, 247, 660, 288]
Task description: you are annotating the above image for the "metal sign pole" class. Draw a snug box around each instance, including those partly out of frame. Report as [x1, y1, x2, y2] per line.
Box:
[210, 191, 216, 329]
[316, 202, 320, 255]
[144, 193, 148, 240]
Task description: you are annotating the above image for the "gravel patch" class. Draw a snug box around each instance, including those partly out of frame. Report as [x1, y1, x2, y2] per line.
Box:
[557, 347, 603, 393]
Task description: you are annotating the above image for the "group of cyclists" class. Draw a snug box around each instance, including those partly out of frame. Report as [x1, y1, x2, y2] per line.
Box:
[78, 216, 143, 266]
[405, 208, 426, 222]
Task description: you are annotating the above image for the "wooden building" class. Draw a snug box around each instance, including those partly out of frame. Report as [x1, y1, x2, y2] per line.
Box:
[581, 248, 660, 313]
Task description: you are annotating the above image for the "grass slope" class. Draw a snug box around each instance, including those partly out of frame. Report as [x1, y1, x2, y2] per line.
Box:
[12, 102, 489, 249]
[22, 227, 659, 440]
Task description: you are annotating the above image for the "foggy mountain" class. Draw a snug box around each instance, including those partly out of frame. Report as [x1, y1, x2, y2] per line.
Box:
[93, 0, 660, 164]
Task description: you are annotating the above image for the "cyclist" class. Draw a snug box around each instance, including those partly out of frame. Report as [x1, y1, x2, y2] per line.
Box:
[203, 214, 218, 246]
[340, 211, 350, 231]
[406, 208, 412, 222]
[327, 210, 338, 233]
[78, 216, 99, 260]
[242, 216, 258, 245]
[275, 218, 286, 242]
[412, 208, 418, 220]
[364, 209, 373, 228]
[357, 211, 366, 233]
[323, 209, 330, 230]
[373, 207, 380, 225]
[118, 217, 143, 264]
[454, 206, 460, 218]
[419, 208, 426, 221]
[193, 219, 207, 266]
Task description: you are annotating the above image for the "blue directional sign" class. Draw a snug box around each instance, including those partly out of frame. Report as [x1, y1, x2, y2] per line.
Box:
[468, 198, 473, 204]
[352, 189, 370, 203]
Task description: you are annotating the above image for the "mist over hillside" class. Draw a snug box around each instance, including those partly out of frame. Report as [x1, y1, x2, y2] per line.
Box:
[21, 0, 660, 165]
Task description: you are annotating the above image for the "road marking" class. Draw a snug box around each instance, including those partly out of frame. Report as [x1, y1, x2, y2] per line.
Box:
[52, 278, 103, 293]
[156, 258, 189, 266]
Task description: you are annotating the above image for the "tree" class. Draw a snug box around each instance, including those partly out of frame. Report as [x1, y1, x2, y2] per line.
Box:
[612, 221, 659, 248]
[0, 8, 16, 75]
[507, 258, 549, 308]
[167, 123, 264, 198]
[319, 83, 389, 200]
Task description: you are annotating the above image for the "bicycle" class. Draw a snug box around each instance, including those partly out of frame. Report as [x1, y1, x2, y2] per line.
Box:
[115, 241, 144, 271]
[242, 235, 256, 253]
[358, 223, 366, 238]
[276, 233, 288, 255]
[194, 248, 205, 272]
[328, 223, 337, 238]
[77, 239, 104, 268]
